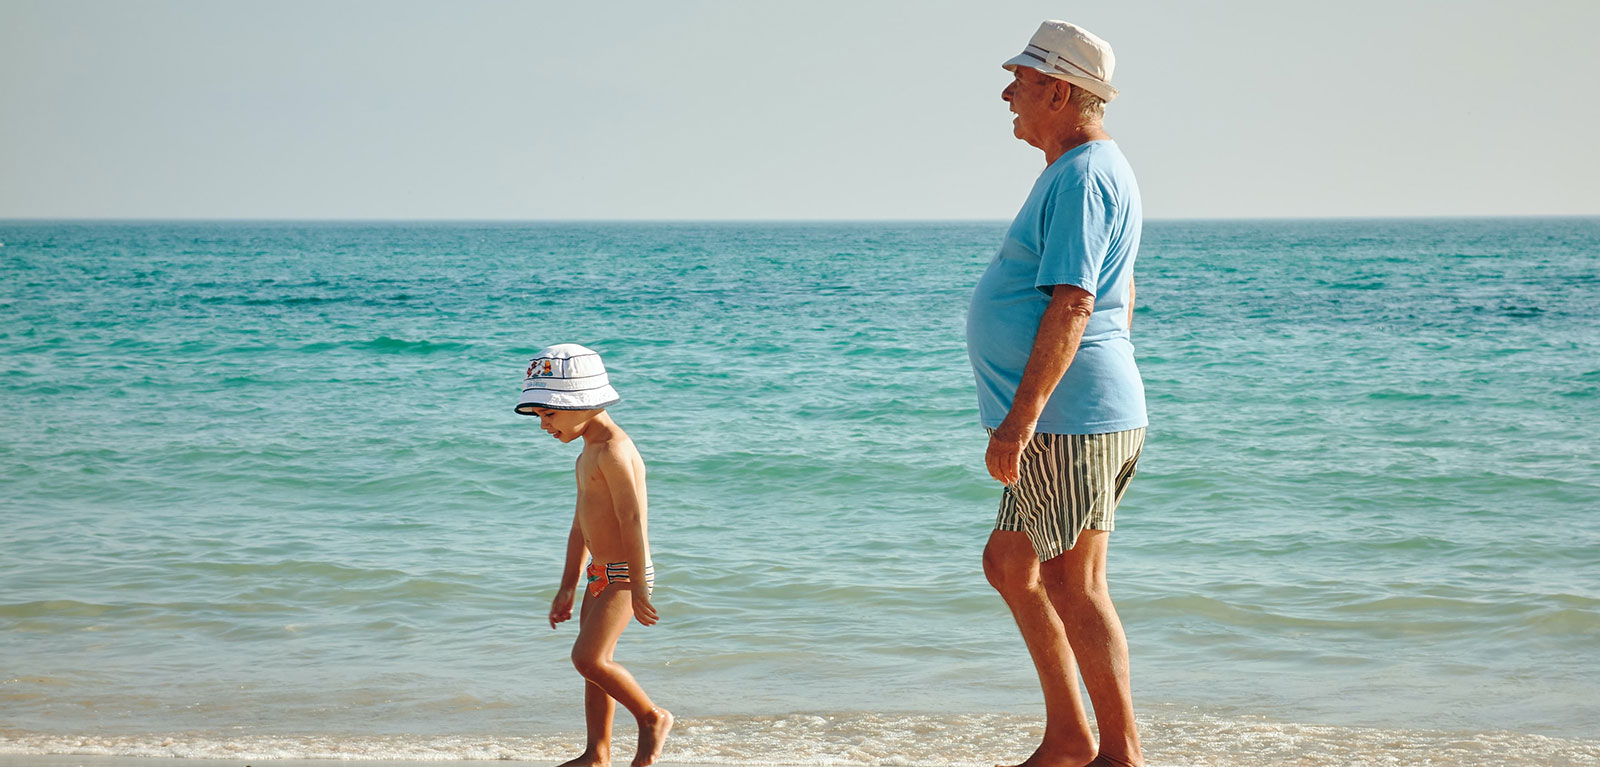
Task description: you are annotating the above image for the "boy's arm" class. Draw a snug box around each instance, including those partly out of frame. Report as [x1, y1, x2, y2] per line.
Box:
[549, 513, 586, 629]
[559, 513, 587, 591]
[597, 443, 658, 626]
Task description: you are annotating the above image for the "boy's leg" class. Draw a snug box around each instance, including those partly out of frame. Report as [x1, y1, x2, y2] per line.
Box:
[582, 681, 614, 753]
[571, 585, 654, 715]
[559, 595, 616, 767]
[570, 584, 673, 767]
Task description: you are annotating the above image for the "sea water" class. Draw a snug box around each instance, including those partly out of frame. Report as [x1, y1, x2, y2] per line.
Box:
[2, 219, 1597, 765]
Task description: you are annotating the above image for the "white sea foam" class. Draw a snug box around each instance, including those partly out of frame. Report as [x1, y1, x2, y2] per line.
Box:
[4, 711, 1599, 766]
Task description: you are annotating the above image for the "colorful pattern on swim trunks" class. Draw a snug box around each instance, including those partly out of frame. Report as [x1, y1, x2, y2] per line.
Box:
[585, 560, 655, 598]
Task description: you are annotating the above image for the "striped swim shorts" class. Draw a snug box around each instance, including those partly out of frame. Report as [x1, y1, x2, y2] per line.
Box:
[993, 427, 1146, 562]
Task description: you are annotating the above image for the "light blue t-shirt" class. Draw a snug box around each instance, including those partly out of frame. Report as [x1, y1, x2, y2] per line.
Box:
[966, 140, 1147, 435]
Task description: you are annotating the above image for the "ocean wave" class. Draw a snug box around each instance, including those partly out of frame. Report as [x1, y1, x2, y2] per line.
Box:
[286, 337, 472, 356]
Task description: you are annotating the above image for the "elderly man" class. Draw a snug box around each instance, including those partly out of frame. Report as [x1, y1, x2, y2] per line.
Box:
[966, 20, 1148, 767]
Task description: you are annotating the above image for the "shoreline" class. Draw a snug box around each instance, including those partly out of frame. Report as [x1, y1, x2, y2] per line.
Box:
[6, 712, 1600, 767]
[0, 759, 580, 767]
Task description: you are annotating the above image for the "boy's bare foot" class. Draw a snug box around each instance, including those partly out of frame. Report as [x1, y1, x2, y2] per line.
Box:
[996, 742, 1098, 767]
[630, 707, 673, 767]
[555, 748, 609, 767]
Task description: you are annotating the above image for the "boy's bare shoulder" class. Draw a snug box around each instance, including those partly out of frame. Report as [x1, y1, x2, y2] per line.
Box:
[585, 429, 643, 470]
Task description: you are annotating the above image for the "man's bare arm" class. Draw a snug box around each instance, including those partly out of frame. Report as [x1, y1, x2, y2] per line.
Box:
[597, 444, 658, 625]
[986, 284, 1096, 484]
[1128, 275, 1135, 330]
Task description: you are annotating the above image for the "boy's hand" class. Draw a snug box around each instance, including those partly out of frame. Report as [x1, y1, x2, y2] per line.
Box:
[631, 589, 659, 626]
[549, 588, 575, 629]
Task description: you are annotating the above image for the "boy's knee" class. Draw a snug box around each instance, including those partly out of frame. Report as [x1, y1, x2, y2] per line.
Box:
[570, 650, 606, 680]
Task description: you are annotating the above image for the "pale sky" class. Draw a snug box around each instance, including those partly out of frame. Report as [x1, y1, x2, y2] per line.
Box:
[2, 0, 1597, 220]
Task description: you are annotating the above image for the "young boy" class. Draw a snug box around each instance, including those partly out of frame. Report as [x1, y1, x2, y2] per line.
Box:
[515, 343, 673, 767]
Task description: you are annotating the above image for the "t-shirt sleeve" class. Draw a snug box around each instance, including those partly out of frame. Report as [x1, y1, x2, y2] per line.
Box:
[1035, 181, 1109, 296]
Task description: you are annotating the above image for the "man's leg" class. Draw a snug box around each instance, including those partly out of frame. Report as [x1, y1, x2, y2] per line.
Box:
[984, 529, 1097, 767]
[1038, 530, 1142, 767]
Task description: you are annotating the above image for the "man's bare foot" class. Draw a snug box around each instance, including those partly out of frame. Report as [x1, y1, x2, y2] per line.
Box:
[1084, 754, 1142, 767]
[630, 707, 673, 767]
[996, 742, 1098, 767]
[555, 748, 609, 767]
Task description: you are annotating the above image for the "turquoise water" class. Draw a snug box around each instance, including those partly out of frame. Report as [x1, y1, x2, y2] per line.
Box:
[2, 219, 1598, 765]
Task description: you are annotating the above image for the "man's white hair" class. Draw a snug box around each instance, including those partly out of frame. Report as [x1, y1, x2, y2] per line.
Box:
[1067, 84, 1105, 121]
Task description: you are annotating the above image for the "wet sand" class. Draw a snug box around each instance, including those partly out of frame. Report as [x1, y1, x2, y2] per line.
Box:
[0, 758, 724, 767]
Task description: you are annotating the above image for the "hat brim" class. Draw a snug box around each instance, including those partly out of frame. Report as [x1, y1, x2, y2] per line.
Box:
[1002, 54, 1118, 102]
[515, 386, 621, 415]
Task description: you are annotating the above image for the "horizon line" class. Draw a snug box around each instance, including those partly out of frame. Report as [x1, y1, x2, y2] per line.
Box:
[3, 213, 1598, 225]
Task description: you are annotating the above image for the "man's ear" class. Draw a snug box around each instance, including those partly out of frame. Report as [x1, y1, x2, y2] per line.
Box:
[1050, 80, 1073, 111]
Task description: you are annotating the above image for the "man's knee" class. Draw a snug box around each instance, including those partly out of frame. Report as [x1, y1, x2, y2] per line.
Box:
[981, 547, 1007, 591]
[983, 541, 1036, 596]
[1039, 558, 1106, 610]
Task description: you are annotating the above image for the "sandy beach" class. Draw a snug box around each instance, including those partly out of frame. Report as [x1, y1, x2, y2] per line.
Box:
[0, 759, 608, 767]
[6, 711, 1600, 767]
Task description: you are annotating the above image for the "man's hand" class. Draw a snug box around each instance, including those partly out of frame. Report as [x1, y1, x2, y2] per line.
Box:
[548, 587, 575, 629]
[986, 414, 1036, 485]
[986, 285, 1092, 484]
[631, 589, 659, 627]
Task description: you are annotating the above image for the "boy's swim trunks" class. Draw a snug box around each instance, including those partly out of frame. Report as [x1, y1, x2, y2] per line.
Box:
[992, 427, 1145, 562]
[586, 560, 655, 598]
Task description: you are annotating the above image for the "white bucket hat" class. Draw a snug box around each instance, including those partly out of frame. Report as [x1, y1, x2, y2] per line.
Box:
[1002, 20, 1119, 103]
[515, 344, 621, 414]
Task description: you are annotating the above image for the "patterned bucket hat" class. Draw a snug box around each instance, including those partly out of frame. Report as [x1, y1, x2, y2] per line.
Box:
[514, 344, 621, 414]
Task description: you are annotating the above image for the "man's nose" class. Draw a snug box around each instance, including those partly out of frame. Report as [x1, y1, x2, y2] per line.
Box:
[1000, 84, 1013, 102]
